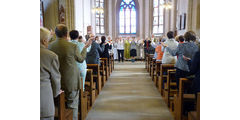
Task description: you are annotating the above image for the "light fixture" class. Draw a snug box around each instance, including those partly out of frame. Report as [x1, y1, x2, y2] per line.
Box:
[161, 1, 173, 9]
[92, 7, 104, 14]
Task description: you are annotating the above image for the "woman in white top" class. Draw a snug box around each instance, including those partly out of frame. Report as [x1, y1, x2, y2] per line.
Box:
[113, 38, 119, 60]
[162, 31, 179, 64]
[116, 38, 125, 62]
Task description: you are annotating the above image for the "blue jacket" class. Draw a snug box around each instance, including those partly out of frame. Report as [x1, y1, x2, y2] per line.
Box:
[71, 40, 91, 71]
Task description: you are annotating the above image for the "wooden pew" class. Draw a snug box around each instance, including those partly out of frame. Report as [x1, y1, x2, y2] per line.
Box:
[107, 58, 111, 76]
[164, 69, 177, 108]
[174, 78, 196, 120]
[110, 53, 114, 70]
[154, 61, 162, 87]
[109, 54, 112, 73]
[54, 92, 73, 120]
[145, 53, 149, 69]
[158, 64, 175, 96]
[108, 56, 112, 74]
[79, 78, 88, 120]
[100, 60, 106, 87]
[85, 69, 95, 107]
[188, 93, 200, 120]
[148, 54, 154, 74]
[100, 58, 109, 80]
[87, 64, 102, 95]
[151, 58, 156, 81]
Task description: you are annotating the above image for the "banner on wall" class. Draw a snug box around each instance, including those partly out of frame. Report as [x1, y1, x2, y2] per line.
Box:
[58, 0, 66, 24]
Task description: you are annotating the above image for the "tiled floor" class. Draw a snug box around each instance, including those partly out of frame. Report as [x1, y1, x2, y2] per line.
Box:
[86, 61, 174, 120]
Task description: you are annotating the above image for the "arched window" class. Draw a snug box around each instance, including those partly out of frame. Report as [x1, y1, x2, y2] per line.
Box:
[95, 0, 104, 34]
[119, 0, 136, 34]
[153, 0, 164, 34]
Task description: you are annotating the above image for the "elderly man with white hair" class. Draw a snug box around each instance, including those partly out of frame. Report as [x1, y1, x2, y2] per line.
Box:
[40, 27, 61, 120]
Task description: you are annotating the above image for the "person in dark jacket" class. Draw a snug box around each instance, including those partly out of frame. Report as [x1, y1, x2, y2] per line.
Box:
[144, 38, 151, 60]
[100, 36, 112, 59]
[183, 49, 200, 94]
[86, 34, 105, 65]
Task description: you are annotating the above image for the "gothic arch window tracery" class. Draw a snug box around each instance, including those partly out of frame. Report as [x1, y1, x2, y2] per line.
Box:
[119, 0, 136, 34]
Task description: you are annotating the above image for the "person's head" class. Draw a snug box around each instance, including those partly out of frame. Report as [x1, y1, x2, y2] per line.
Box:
[40, 27, 51, 48]
[95, 36, 99, 40]
[101, 36, 106, 43]
[151, 34, 154, 38]
[167, 31, 174, 39]
[55, 24, 68, 38]
[69, 30, 79, 40]
[175, 36, 179, 42]
[184, 31, 196, 42]
[178, 35, 185, 43]
[107, 36, 111, 40]
[78, 36, 83, 42]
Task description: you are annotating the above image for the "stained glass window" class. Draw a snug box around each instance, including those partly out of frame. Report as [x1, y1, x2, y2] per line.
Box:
[153, 0, 164, 34]
[96, 0, 104, 34]
[119, 0, 136, 34]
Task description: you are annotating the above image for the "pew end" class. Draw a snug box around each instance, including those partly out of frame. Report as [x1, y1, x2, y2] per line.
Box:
[188, 93, 200, 120]
[87, 64, 102, 95]
[174, 78, 196, 120]
[158, 64, 175, 96]
[54, 92, 73, 120]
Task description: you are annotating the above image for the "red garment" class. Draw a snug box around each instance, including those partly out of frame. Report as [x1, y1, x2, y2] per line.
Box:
[147, 41, 149, 49]
[155, 45, 164, 60]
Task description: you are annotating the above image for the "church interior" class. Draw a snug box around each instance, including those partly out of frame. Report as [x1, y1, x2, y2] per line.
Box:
[40, 0, 200, 120]
[2, 0, 240, 120]
[1, 0, 240, 120]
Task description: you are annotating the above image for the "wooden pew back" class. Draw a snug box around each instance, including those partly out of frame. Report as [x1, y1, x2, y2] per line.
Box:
[174, 78, 196, 120]
[87, 64, 102, 95]
[100, 60, 106, 87]
[154, 61, 162, 87]
[79, 78, 87, 120]
[164, 69, 177, 108]
[151, 58, 156, 81]
[100, 58, 109, 80]
[188, 93, 200, 120]
[158, 64, 175, 95]
[54, 92, 73, 120]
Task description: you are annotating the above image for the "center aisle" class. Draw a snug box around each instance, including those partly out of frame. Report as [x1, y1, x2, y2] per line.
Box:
[86, 61, 174, 120]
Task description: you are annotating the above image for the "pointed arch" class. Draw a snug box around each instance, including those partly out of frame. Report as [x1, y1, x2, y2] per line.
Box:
[116, 0, 139, 36]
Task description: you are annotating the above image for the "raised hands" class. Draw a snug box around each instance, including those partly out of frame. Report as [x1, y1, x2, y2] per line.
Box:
[84, 37, 93, 48]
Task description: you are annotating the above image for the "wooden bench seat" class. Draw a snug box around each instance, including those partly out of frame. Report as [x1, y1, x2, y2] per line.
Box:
[154, 61, 162, 87]
[174, 78, 196, 120]
[100, 58, 109, 81]
[188, 93, 200, 120]
[87, 64, 102, 95]
[79, 78, 88, 120]
[158, 64, 175, 96]
[100, 60, 106, 87]
[151, 58, 156, 81]
[54, 92, 73, 120]
[164, 69, 177, 107]
[85, 69, 95, 106]
[148, 54, 154, 75]
[110, 53, 114, 71]
[145, 53, 149, 69]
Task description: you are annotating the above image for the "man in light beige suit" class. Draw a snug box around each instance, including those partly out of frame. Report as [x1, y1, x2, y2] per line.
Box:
[48, 24, 92, 120]
[40, 27, 61, 120]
